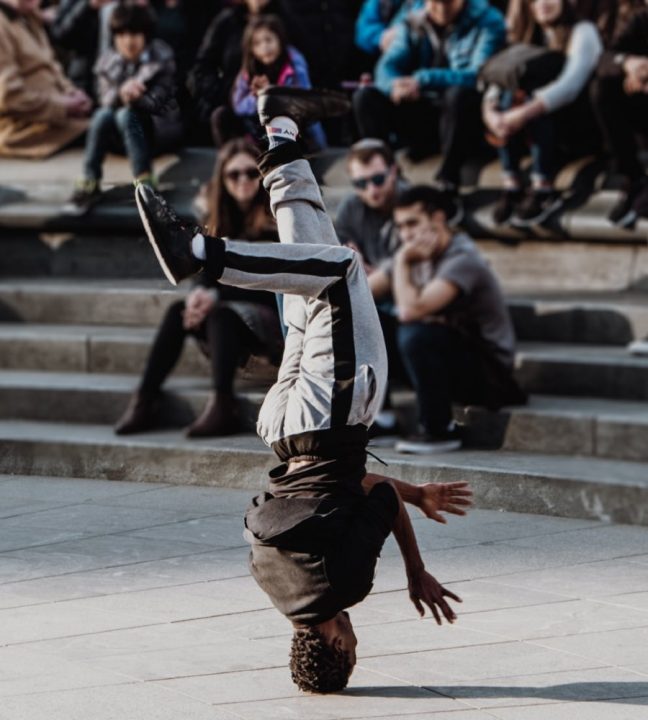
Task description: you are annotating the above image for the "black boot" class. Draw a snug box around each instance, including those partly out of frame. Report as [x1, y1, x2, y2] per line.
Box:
[185, 393, 241, 438]
[114, 392, 160, 435]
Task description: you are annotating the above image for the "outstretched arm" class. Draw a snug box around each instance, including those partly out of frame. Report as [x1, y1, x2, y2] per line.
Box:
[363, 473, 472, 523]
[362, 474, 471, 623]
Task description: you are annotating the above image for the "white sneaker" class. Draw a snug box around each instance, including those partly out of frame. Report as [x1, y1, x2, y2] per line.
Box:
[395, 432, 462, 455]
[627, 339, 648, 356]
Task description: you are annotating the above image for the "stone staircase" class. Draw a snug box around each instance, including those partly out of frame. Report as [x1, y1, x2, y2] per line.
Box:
[1, 150, 648, 526]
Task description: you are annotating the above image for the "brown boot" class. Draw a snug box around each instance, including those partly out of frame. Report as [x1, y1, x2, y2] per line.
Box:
[114, 392, 159, 435]
[186, 393, 240, 438]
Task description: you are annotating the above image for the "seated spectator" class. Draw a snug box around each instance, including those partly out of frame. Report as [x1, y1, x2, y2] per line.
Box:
[355, 0, 422, 58]
[0, 0, 91, 159]
[187, 0, 282, 134]
[214, 14, 326, 151]
[590, 6, 648, 228]
[484, 0, 602, 226]
[335, 138, 408, 435]
[574, 0, 644, 48]
[67, 3, 181, 212]
[50, 0, 106, 97]
[353, 0, 506, 208]
[390, 185, 526, 454]
[115, 138, 283, 437]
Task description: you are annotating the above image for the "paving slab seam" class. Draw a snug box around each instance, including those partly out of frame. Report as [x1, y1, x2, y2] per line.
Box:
[0, 572, 254, 612]
[0, 512, 246, 556]
[0, 545, 244, 588]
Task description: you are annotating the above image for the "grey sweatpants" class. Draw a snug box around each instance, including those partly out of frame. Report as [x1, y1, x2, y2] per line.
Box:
[209, 158, 387, 448]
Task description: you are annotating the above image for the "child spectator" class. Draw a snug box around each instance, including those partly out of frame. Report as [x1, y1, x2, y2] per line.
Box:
[115, 138, 282, 437]
[68, 3, 180, 212]
[187, 0, 282, 134]
[213, 14, 326, 151]
[0, 0, 91, 159]
[484, 0, 602, 226]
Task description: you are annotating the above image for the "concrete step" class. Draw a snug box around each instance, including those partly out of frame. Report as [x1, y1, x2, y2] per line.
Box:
[2, 280, 648, 345]
[0, 420, 646, 526]
[515, 342, 648, 400]
[1, 323, 646, 400]
[4, 232, 648, 293]
[2, 371, 648, 462]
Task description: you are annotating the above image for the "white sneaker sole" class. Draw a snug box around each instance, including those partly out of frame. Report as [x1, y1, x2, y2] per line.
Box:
[135, 185, 179, 286]
[395, 439, 462, 454]
[627, 340, 648, 356]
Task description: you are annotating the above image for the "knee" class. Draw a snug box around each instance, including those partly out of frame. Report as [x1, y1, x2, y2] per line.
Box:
[398, 322, 449, 357]
[589, 74, 620, 107]
[115, 106, 140, 132]
[353, 85, 382, 112]
[89, 107, 115, 131]
[443, 85, 478, 113]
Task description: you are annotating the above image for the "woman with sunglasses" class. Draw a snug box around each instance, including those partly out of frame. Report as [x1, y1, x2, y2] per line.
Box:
[115, 138, 282, 437]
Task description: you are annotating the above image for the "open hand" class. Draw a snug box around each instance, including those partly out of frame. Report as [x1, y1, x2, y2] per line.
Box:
[183, 287, 216, 330]
[251, 75, 270, 95]
[408, 569, 461, 624]
[391, 76, 420, 104]
[119, 79, 146, 105]
[417, 481, 473, 523]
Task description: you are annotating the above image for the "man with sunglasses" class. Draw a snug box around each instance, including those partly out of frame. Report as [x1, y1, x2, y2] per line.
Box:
[133, 86, 471, 694]
[353, 0, 505, 208]
[335, 138, 409, 435]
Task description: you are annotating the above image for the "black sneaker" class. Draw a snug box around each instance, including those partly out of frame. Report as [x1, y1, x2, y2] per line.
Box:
[395, 425, 462, 454]
[608, 179, 648, 228]
[631, 181, 648, 223]
[493, 189, 523, 225]
[257, 87, 350, 128]
[511, 189, 563, 227]
[63, 180, 102, 215]
[135, 184, 203, 286]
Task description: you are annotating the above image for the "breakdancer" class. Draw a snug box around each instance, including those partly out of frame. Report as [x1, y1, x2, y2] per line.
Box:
[134, 86, 472, 694]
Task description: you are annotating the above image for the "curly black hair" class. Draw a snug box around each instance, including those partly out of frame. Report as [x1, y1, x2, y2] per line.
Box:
[289, 627, 353, 693]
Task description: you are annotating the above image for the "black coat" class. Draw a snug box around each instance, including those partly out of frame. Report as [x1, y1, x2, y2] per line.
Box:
[598, 8, 648, 77]
[277, 0, 365, 88]
[187, 2, 283, 123]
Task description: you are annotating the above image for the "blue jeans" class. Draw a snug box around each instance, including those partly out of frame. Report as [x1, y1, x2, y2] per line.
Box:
[497, 92, 555, 183]
[83, 106, 153, 181]
[397, 322, 487, 435]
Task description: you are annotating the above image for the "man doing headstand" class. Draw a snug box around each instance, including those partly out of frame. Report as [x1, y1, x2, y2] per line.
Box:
[134, 86, 472, 694]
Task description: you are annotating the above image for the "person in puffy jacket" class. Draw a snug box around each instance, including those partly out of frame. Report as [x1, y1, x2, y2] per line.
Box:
[354, 0, 505, 206]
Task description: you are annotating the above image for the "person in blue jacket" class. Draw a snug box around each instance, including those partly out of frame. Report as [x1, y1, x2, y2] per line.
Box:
[353, 0, 505, 203]
[355, 0, 423, 57]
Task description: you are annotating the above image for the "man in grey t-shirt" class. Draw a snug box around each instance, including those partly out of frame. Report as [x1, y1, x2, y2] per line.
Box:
[370, 184, 526, 454]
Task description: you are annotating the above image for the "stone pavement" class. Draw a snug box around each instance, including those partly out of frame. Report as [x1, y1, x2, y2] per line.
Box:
[1, 475, 647, 720]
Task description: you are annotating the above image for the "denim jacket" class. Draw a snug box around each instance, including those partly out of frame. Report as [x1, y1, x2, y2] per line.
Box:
[375, 0, 505, 94]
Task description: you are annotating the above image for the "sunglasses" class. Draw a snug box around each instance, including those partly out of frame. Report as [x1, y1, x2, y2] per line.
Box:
[225, 168, 259, 182]
[351, 172, 388, 190]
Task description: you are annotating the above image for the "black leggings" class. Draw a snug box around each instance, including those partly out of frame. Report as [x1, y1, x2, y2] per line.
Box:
[140, 300, 263, 395]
